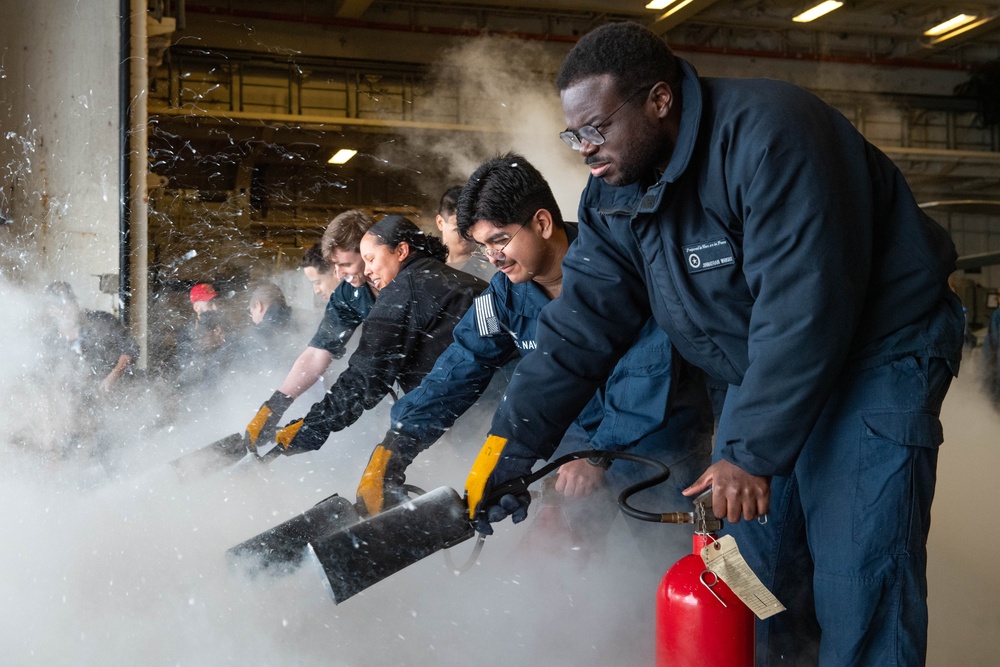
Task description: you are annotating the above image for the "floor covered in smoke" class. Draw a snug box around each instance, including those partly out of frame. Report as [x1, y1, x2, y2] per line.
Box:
[0, 372, 662, 666]
[0, 362, 995, 666]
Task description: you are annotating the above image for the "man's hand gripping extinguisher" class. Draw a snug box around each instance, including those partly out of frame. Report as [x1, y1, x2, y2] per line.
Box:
[618, 482, 755, 667]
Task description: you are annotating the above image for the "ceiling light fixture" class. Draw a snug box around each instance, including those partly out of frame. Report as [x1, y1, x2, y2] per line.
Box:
[327, 149, 357, 165]
[926, 14, 994, 45]
[645, 0, 679, 9]
[646, 0, 696, 17]
[792, 1, 844, 23]
[924, 14, 977, 37]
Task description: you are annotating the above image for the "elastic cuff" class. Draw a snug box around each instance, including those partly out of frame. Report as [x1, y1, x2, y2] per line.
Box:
[289, 423, 327, 451]
[499, 438, 542, 462]
[381, 429, 423, 466]
[268, 390, 295, 413]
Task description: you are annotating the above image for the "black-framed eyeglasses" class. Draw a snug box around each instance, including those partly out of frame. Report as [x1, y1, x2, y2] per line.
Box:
[473, 221, 528, 259]
[559, 85, 652, 151]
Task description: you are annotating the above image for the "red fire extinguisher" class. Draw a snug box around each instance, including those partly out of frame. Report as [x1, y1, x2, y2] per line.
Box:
[611, 454, 757, 665]
[652, 491, 755, 666]
[657, 532, 755, 665]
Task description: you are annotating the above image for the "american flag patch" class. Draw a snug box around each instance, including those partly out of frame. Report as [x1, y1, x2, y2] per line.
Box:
[474, 293, 501, 337]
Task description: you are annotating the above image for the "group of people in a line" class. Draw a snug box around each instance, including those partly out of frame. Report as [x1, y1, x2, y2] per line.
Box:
[34, 274, 304, 468]
[173, 279, 300, 396]
[36, 21, 968, 666]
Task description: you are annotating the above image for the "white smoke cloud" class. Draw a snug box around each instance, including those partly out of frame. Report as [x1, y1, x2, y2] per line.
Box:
[395, 36, 589, 223]
[0, 273, 663, 665]
[926, 353, 1000, 666]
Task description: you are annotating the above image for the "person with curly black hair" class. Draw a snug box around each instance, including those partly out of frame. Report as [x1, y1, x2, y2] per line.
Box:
[466, 21, 964, 667]
[355, 153, 712, 572]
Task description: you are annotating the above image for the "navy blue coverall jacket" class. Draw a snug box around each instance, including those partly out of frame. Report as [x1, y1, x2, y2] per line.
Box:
[388, 224, 710, 472]
[308, 280, 376, 359]
[489, 60, 964, 477]
[482, 58, 965, 665]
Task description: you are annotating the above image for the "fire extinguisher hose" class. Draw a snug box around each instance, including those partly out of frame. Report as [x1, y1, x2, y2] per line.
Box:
[611, 452, 697, 525]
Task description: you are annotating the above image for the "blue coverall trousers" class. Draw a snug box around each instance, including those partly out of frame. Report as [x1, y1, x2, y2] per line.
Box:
[721, 355, 954, 667]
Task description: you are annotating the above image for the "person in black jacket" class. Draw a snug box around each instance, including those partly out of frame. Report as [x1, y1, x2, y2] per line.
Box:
[248, 281, 291, 329]
[270, 215, 487, 454]
[40, 281, 140, 466]
[243, 281, 296, 357]
[43, 281, 138, 393]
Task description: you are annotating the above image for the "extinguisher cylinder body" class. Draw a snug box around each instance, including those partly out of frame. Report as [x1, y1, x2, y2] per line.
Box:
[656, 533, 755, 667]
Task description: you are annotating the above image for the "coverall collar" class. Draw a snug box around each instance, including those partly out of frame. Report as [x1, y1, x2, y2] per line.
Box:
[660, 57, 703, 186]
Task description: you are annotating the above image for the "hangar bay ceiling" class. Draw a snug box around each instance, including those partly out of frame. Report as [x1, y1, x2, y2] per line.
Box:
[144, 0, 1000, 278]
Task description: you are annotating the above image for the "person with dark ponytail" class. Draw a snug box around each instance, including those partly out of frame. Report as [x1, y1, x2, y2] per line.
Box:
[361, 215, 449, 289]
[269, 215, 488, 454]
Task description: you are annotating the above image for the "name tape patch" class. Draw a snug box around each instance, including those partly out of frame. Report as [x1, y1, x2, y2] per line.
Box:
[683, 238, 735, 274]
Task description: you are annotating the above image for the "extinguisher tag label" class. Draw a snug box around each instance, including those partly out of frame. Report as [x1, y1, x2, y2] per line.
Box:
[701, 535, 786, 620]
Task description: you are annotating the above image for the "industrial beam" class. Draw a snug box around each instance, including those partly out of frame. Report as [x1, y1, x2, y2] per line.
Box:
[335, 0, 375, 20]
[148, 101, 500, 134]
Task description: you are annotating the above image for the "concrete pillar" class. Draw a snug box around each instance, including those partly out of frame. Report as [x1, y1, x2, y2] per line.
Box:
[0, 0, 121, 314]
[129, 0, 151, 368]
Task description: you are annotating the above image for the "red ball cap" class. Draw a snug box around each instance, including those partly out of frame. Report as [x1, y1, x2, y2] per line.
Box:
[189, 283, 218, 303]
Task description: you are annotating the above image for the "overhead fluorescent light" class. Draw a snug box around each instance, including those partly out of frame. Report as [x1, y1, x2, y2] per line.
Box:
[647, 0, 696, 17]
[792, 1, 843, 23]
[327, 149, 357, 165]
[924, 14, 977, 37]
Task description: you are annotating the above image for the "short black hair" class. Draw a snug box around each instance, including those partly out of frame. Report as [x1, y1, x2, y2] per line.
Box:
[366, 215, 449, 263]
[555, 22, 681, 101]
[301, 242, 332, 274]
[456, 152, 563, 241]
[437, 185, 464, 218]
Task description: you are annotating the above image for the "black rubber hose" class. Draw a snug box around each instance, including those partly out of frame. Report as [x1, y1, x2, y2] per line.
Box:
[485, 449, 671, 523]
[611, 452, 674, 523]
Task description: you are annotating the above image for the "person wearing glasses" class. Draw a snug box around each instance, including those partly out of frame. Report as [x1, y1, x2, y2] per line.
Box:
[355, 153, 712, 568]
[465, 22, 963, 667]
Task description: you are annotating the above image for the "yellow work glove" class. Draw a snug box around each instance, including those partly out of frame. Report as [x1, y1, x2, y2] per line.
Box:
[245, 391, 294, 449]
[465, 435, 537, 535]
[356, 443, 409, 517]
